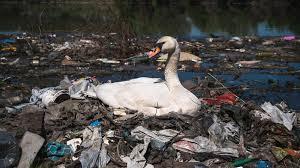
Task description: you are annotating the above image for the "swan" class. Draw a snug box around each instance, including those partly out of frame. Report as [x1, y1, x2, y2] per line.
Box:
[95, 36, 201, 116]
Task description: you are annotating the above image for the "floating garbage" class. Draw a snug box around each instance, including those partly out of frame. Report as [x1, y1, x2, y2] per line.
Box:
[282, 35, 295, 41]
[235, 60, 261, 67]
[97, 58, 120, 64]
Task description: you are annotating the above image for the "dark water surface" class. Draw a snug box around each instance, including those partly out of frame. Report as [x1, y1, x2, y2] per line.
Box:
[1, 1, 300, 38]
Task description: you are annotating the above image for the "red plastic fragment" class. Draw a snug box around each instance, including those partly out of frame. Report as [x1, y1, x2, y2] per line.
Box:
[202, 93, 237, 105]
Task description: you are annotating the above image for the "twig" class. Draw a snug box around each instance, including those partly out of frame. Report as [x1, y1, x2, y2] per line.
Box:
[207, 73, 246, 104]
[38, 8, 46, 36]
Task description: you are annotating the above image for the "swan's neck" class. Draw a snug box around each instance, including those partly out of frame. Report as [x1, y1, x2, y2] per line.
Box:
[165, 47, 181, 90]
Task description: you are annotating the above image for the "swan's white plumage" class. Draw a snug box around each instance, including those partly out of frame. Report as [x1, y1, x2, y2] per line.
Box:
[95, 36, 201, 116]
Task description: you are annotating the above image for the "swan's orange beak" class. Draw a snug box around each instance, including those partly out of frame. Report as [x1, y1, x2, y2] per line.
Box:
[147, 47, 161, 58]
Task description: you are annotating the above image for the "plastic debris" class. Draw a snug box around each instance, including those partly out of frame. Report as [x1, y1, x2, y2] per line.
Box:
[61, 55, 79, 66]
[282, 35, 295, 41]
[68, 77, 98, 99]
[126, 53, 148, 63]
[231, 36, 242, 41]
[256, 160, 272, 168]
[203, 93, 237, 105]
[120, 137, 154, 168]
[131, 126, 181, 150]
[46, 142, 73, 161]
[262, 40, 275, 45]
[97, 58, 120, 64]
[271, 146, 300, 162]
[54, 42, 72, 51]
[113, 108, 127, 116]
[0, 131, 21, 168]
[17, 131, 45, 168]
[260, 102, 296, 131]
[172, 136, 239, 157]
[202, 158, 222, 167]
[271, 146, 288, 161]
[30, 87, 70, 107]
[208, 115, 239, 148]
[90, 120, 101, 127]
[285, 148, 300, 158]
[8, 58, 20, 65]
[172, 115, 239, 157]
[232, 157, 256, 167]
[235, 60, 261, 67]
[79, 127, 110, 168]
[1, 46, 16, 52]
[67, 138, 82, 153]
[79, 39, 93, 44]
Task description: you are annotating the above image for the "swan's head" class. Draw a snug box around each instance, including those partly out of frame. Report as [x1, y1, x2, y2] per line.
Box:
[148, 36, 178, 58]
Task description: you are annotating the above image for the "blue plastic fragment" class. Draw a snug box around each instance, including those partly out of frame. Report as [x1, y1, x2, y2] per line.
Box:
[90, 120, 101, 127]
[256, 160, 272, 168]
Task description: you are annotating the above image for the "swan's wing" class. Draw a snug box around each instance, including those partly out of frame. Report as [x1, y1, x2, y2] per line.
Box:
[126, 77, 163, 84]
[106, 77, 164, 86]
[96, 81, 170, 109]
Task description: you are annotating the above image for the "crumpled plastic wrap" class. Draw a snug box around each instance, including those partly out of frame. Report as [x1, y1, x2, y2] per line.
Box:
[120, 137, 154, 168]
[68, 77, 98, 99]
[260, 102, 296, 131]
[173, 115, 239, 157]
[131, 126, 181, 150]
[79, 127, 110, 168]
[172, 136, 239, 157]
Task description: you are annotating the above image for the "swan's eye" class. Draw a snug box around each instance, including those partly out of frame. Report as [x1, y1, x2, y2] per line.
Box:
[155, 42, 165, 50]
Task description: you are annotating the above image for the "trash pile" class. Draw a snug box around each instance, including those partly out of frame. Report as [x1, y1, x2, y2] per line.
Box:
[1, 73, 300, 168]
[1, 33, 300, 167]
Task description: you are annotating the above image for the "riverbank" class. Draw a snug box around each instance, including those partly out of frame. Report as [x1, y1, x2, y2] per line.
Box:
[1, 32, 300, 167]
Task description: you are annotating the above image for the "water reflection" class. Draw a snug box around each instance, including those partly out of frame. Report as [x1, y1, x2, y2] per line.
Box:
[0, 1, 299, 38]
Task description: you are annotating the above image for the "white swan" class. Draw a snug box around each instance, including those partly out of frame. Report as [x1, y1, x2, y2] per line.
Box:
[95, 36, 201, 116]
